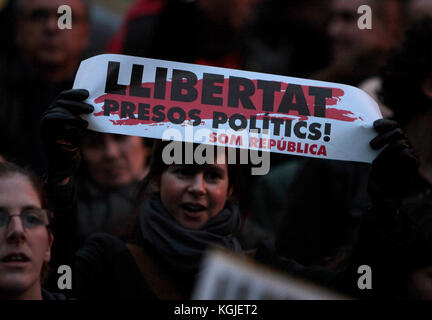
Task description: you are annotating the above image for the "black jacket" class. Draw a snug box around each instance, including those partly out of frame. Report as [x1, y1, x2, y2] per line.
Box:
[45, 176, 430, 299]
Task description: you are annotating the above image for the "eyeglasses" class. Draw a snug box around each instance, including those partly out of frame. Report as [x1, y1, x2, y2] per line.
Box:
[0, 209, 50, 229]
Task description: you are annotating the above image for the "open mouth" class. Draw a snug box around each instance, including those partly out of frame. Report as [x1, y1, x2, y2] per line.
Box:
[1, 253, 30, 264]
[180, 203, 207, 215]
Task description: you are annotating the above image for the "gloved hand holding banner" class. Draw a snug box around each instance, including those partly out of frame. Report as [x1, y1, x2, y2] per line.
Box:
[73, 54, 382, 163]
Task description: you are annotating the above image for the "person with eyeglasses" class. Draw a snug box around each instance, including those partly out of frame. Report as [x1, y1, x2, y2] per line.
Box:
[0, 0, 90, 176]
[0, 161, 65, 300]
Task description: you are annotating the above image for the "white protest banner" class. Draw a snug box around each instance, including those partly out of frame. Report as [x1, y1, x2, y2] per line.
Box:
[192, 249, 347, 300]
[73, 54, 382, 163]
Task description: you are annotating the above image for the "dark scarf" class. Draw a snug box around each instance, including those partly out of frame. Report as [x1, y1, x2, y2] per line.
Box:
[75, 176, 139, 244]
[138, 194, 243, 275]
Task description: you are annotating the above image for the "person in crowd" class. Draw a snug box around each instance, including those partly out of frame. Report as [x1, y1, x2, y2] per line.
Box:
[108, 0, 272, 227]
[107, 0, 263, 69]
[381, 18, 432, 196]
[250, 0, 332, 78]
[332, 116, 427, 299]
[108, 0, 333, 229]
[0, 0, 90, 174]
[263, 155, 371, 266]
[275, 19, 432, 296]
[73, 132, 152, 246]
[361, 21, 432, 298]
[40, 91, 153, 286]
[37, 86, 419, 299]
[42, 91, 244, 297]
[0, 161, 64, 300]
[254, 0, 407, 266]
[341, 198, 432, 299]
[315, 0, 405, 86]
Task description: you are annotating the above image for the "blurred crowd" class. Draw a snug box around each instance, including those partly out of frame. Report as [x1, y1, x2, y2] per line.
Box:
[1, 0, 432, 300]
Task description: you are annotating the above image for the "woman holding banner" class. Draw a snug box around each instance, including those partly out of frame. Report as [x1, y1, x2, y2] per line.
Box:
[41, 89, 245, 299]
[40, 89, 422, 299]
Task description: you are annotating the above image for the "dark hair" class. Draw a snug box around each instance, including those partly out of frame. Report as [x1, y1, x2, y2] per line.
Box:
[380, 18, 432, 126]
[136, 140, 242, 205]
[0, 161, 48, 209]
[120, 140, 245, 241]
[0, 161, 52, 283]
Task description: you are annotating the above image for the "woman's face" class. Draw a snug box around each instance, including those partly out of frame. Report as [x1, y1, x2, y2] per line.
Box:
[153, 153, 231, 229]
[0, 174, 52, 299]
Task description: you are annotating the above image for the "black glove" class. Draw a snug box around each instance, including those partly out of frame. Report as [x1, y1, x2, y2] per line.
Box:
[368, 119, 419, 206]
[41, 89, 94, 184]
